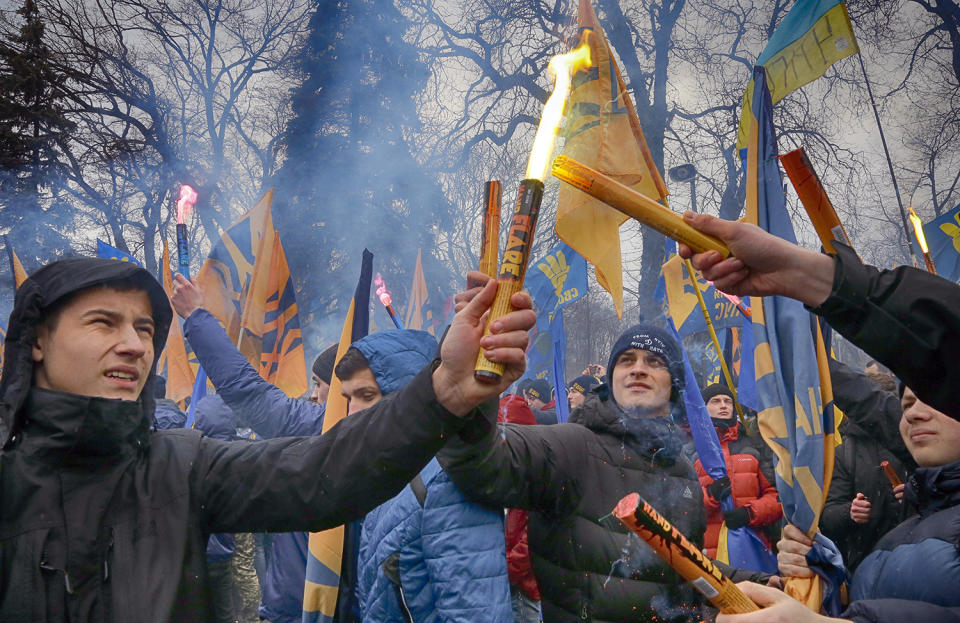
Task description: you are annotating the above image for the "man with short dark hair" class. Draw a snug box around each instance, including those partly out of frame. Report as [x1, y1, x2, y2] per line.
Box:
[334, 330, 511, 622]
[0, 257, 535, 622]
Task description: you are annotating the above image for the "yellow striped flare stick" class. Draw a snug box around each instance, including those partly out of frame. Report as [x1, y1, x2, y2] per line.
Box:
[613, 493, 759, 614]
[551, 155, 730, 258]
[474, 179, 544, 384]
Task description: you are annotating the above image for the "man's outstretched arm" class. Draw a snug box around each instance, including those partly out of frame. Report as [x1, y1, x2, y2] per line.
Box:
[680, 212, 960, 421]
[191, 276, 537, 532]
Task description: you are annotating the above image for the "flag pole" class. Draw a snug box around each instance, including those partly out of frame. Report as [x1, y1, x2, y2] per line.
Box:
[855, 52, 918, 267]
[683, 258, 750, 431]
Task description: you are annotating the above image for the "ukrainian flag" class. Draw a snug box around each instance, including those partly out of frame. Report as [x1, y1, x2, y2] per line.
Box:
[302, 249, 372, 623]
[744, 66, 841, 611]
[736, 0, 858, 149]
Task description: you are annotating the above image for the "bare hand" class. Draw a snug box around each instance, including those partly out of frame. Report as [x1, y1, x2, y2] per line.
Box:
[454, 271, 493, 313]
[171, 273, 205, 319]
[850, 493, 871, 524]
[777, 524, 814, 579]
[677, 212, 834, 306]
[716, 582, 848, 623]
[893, 484, 905, 502]
[433, 278, 536, 417]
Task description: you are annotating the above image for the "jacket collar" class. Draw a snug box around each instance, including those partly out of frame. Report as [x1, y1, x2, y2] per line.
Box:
[17, 386, 149, 465]
[905, 458, 960, 517]
[570, 393, 685, 465]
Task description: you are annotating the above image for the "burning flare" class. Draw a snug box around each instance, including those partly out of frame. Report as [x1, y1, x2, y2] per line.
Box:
[176, 184, 199, 224]
[525, 32, 592, 181]
[374, 273, 392, 307]
[908, 207, 928, 253]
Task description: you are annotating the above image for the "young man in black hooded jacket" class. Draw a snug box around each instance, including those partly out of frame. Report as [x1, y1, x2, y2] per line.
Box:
[439, 319, 711, 622]
[0, 257, 535, 623]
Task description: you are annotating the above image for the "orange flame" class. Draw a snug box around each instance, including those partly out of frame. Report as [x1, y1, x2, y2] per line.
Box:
[525, 31, 592, 181]
[176, 184, 198, 224]
[374, 273, 392, 307]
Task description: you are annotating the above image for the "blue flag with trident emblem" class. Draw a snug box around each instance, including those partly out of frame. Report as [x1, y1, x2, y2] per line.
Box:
[524, 242, 587, 422]
[744, 65, 842, 612]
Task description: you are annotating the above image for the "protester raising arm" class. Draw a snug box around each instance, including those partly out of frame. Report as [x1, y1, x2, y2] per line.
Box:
[172, 273, 326, 438]
[679, 212, 960, 421]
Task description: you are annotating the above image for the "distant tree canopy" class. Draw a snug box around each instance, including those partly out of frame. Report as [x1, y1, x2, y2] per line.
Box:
[273, 0, 457, 342]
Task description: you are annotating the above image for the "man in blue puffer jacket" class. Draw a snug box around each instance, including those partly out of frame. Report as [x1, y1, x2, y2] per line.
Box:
[335, 330, 512, 623]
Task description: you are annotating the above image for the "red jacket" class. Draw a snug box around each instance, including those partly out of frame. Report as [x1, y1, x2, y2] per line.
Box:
[695, 423, 782, 558]
[498, 395, 541, 600]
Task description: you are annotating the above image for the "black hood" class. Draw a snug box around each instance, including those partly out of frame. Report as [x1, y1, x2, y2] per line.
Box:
[1, 257, 172, 448]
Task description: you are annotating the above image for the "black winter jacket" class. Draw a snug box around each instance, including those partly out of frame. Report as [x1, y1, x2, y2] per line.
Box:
[811, 244, 960, 421]
[439, 393, 708, 623]
[821, 361, 913, 572]
[0, 366, 469, 623]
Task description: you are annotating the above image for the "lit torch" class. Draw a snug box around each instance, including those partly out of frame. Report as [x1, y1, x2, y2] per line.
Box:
[908, 207, 937, 274]
[374, 273, 404, 329]
[176, 184, 199, 278]
[474, 34, 592, 384]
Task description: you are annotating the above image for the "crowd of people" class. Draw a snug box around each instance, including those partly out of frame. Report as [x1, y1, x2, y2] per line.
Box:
[0, 213, 957, 622]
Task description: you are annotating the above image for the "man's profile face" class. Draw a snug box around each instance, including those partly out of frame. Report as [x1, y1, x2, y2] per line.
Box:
[706, 394, 734, 420]
[568, 390, 586, 409]
[610, 348, 672, 415]
[523, 391, 546, 410]
[899, 386, 960, 467]
[341, 367, 382, 415]
[310, 374, 330, 405]
[32, 287, 155, 401]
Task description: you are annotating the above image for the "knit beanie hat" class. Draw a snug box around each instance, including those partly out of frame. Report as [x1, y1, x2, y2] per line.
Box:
[524, 378, 552, 402]
[702, 383, 734, 403]
[312, 343, 339, 384]
[567, 374, 600, 395]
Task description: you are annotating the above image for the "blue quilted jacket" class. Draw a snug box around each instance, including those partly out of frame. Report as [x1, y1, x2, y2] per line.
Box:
[353, 331, 511, 623]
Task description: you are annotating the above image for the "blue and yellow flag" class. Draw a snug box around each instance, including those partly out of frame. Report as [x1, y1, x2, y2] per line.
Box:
[196, 189, 307, 398]
[303, 249, 372, 623]
[96, 239, 143, 267]
[745, 66, 840, 610]
[524, 242, 588, 422]
[924, 204, 960, 283]
[736, 0, 858, 148]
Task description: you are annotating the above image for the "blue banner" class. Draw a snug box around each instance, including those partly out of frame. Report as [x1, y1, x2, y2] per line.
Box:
[523, 242, 588, 420]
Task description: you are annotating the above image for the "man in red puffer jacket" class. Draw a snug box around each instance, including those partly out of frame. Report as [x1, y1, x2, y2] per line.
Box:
[695, 384, 783, 558]
[498, 394, 542, 623]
